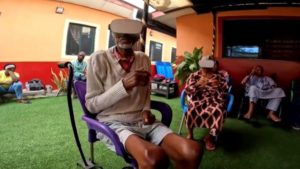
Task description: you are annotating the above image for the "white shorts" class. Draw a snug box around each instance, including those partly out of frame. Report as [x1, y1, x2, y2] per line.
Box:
[96, 120, 173, 151]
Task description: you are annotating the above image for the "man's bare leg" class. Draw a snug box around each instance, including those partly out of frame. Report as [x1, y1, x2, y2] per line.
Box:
[187, 127, 194, 139]
[125, 134, 169, 169]
[161, 133, 203, 169]
[267, 111, 281, 122]
[244, 102, 255, 119]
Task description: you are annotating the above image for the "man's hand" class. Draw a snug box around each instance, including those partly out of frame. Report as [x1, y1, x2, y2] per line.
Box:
[210, 80, 219, 88]
[142, 110, 156, 125]
[197, 77, 208, 86]
[7, 70, 19, 82]
[122, 70, 150, 90]
[250, 68, 256, 76]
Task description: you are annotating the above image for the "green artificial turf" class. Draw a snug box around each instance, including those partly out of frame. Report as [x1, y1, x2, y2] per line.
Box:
[0, 96, 299, 169]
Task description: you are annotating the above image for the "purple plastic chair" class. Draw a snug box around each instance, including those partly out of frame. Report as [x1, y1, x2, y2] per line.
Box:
[74, 80, 173, 169]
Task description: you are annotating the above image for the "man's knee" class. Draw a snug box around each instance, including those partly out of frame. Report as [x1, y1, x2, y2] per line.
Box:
[139, 147, 169, 169]
[249, 85, 258, 92]
[13, 82, 22, 89]
[179, 140, 203, 163]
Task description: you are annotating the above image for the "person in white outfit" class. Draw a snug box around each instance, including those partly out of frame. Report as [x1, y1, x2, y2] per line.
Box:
[241, 65, 285, 122]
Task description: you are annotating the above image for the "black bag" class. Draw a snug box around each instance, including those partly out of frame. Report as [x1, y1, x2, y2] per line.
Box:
[153, 74, 165, 82]
[26, 79, 44, 91]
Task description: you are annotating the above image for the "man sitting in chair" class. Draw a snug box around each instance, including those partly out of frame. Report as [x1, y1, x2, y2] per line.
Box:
[71, 51, 87, 81]
[85, 19, 202, 169]
[0, 64, 29, 103]
[241, 65, 285, 122]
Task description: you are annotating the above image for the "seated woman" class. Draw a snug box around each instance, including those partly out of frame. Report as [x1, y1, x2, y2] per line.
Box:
[185, 56, 228, 151]
[241, 65, 285, 122]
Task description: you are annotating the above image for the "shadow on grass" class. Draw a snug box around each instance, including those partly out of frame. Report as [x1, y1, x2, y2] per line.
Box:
[217, 128, 258, 153]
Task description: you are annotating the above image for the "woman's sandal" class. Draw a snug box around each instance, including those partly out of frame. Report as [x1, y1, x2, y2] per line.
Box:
[203, 135, 216, 151]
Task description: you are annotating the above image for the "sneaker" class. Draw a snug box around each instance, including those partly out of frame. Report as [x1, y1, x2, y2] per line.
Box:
[292, 124, 300, 131]
[17, 99, 31, 104]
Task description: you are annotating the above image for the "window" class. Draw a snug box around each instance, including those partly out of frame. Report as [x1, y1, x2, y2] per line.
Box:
[66, 23, 96, 55]
[149, 40, 163, 61]
[108, 30, 115, 48]
[223, 18, 300, 61]
[171, 47, 177, 63]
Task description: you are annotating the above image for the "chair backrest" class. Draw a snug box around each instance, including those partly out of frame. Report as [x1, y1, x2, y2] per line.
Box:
[180, 89, 188, 113]
[155, 61, 174, 81]
[163, 62, 174, 81]
[74, 80, 96, 118]
[226, 94, 234, 113]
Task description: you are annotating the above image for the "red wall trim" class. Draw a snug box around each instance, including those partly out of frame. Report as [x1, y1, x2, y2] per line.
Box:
[0, 62, 158, 90]
[0, 62, 62, 89]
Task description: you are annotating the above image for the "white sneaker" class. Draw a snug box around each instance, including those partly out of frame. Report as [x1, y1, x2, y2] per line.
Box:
[292, 124, 300, 131]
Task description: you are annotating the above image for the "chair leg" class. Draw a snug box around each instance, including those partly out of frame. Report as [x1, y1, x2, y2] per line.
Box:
[90, 143, 95, 164]
[76, 143, 103, 169]
[178, 114, 185, 135]
[279, 104, 283, 118]
[237, 97, 245, 119]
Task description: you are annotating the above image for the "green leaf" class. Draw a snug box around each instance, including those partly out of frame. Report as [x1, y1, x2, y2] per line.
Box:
[183, 52, 193, 63]
[174, 46, 204, 86]
[189, 63, 198, 72]
[197, 47, 203, 60]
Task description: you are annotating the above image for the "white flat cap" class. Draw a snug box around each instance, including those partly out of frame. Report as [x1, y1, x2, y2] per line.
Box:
[110, 19, 143, 34]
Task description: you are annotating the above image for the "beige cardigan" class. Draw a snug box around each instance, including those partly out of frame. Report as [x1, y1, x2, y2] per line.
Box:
[85, 48, 151, 123]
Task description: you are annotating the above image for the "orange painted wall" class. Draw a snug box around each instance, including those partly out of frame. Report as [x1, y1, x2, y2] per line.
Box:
[176, 13, 213, 56]
[0, 0, 122, 62]
[0, 0, 176, 62]
[177, 7, 300, 90]
[0, 0, 176, 88]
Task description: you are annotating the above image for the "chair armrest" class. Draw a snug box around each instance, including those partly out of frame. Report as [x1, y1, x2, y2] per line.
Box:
[81, 115, 131, 162]
[150, 100, 172, 127]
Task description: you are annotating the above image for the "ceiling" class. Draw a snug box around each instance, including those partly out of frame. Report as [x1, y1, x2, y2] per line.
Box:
[59, 0, 300, 36]
[59, 0, 193, 29]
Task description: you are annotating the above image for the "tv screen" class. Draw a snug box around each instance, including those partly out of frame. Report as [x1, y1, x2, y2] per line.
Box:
[226, 45, 260, 58]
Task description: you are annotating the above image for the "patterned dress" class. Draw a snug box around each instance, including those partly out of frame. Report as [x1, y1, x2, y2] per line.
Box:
[185, 70, 228, 136]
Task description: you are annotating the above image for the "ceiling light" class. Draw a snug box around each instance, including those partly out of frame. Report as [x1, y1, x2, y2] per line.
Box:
[55, 6, 64, 14]
[148, 0, 171, 10]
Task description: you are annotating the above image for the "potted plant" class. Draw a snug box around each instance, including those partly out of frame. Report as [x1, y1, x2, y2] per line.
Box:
[51, 68, 68, 94]
[174, 47, 203, 85]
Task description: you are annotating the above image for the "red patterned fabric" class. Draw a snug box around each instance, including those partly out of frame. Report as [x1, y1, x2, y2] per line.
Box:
[185, 70, 228, 136]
